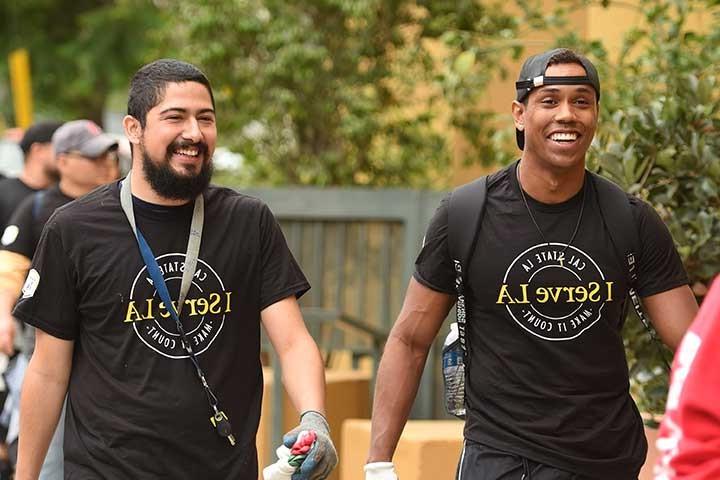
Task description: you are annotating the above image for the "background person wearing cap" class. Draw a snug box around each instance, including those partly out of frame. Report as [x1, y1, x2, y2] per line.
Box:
[0, 120, 118, 479]
[0, 122, 63, 232]
[365, 48, 697, 480]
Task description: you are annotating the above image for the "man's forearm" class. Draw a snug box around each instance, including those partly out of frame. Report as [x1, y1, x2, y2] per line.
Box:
[0, 289, 20, 355]
[367, 333, 430, 462]
[0, 289, 18, 314]
[15, 356, 69, 480]
[278, 333, 326, 414]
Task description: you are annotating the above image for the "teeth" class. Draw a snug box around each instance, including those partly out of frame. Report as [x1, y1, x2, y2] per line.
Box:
[175, 148, 199, 157]
[550, 132, 578, 142]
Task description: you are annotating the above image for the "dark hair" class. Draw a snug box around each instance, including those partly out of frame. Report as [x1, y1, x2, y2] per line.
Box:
[520, 49, 589, 105]
[19, 121, 63, 155]
[127, 59, 215, 127]
[546, 48, 587, 71]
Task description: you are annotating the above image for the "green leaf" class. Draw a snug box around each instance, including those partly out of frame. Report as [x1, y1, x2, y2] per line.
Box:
[454, 50, 476, 75]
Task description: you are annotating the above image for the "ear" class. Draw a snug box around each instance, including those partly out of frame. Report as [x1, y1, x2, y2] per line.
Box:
[56, 153, 70, 172]
[123, 115, 143, 146]
[511, 100, 526, 131]
[28, 142, 50, 157]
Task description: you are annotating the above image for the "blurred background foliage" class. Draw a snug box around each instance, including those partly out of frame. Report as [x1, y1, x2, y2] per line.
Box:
[158, 0, 570, 186]
[2, 0, 719, 415]
[583, 0, 720, 417]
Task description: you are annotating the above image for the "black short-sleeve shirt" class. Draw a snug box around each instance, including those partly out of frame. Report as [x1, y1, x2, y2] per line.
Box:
[0, 177, 38, 232]
[14, 181, 310, 479]
[0, 185, 73, 260]
[415, 162, 688, 479]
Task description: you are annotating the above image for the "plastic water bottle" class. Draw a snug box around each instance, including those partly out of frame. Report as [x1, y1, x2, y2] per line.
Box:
[263, 446, 296, 480]
[442, 323, 466, 418]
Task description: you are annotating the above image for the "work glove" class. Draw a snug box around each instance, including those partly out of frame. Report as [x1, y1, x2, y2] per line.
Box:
[364, 462, 398, 480]
[282, 410, 338, 480]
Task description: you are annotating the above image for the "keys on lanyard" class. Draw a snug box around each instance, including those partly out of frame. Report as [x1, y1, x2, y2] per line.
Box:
[210, 410, 236, 446]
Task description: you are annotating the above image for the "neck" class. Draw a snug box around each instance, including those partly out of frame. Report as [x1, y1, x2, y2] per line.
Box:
[517, 157, 585, 204]
[129, 168, 193, 206]
[58, 180, 91, 199]
[19, 161, 51, 190]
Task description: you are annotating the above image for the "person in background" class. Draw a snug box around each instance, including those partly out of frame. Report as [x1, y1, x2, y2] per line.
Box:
[0, 122, 62, 231]
[0, 119, 119, 479]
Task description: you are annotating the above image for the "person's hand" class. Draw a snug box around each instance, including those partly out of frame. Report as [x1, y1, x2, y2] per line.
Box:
[282, 410, 338, 480]
[0, 313, 16, 356]
[364, 462, 398, 480]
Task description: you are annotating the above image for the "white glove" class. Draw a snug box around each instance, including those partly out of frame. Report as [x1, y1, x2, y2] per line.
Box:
[364, 462, 398, 480]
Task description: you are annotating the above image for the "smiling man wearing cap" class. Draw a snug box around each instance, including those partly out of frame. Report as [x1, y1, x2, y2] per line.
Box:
[366, 48, 698, 479]
[0, 119, 119, 479]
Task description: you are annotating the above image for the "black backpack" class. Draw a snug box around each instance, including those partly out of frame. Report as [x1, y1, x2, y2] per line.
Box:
[446, 170, 667, 369]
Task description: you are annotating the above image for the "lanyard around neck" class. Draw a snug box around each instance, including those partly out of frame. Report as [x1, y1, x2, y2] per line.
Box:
[120, 171, 203, 317]
[119, 173, 218, 406]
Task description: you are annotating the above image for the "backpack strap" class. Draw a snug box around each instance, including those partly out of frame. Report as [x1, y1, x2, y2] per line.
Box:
[447, 176, 488, 355]
[591, 172, 670, 370]
[31, 190, 46, 221]
[591, 173, 640, 282]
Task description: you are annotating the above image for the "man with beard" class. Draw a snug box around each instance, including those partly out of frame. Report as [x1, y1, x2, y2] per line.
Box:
[0, 119, 119, 478]
[0, 122, 63, 232]
[13, 59, 337, 480]
[365, 49, 698, 480]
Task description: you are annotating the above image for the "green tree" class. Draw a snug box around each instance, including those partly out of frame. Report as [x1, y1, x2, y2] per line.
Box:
[573, 0, 720, 416]
[0, 0, 165, 125]
[160, 0, 566, 187]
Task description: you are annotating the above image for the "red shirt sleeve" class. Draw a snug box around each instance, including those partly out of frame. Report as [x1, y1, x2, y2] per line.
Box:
[655, 278, 720, 479]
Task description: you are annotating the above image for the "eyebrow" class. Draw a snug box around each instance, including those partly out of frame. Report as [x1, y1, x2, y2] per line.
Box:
[159, 107, 216, 116]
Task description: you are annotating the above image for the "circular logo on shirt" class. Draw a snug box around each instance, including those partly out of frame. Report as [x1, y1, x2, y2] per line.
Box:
[497, 243, 614, 341]
[125, 253, 229, 359]
[1, 225, 19, 246]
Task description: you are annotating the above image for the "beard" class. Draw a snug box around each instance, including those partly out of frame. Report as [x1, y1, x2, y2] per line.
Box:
[141, 140, 213, 201]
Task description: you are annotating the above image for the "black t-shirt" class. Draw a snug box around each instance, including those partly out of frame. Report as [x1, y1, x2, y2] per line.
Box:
[415, 162, 688, 479]
[14, 181, 310, 479]
[0, 177, 38, 232]
[0, 185, 73, 260]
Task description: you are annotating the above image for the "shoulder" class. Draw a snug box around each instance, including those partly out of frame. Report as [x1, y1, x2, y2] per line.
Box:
[8, 191, 36, 220]
[487, 162, 514, 188]
[588, 172, 669, 236]
[588, 172, 653, 218]
[449, 162, 514, 212]
[627, 194, 660, 219]
[205, 184, 273, 217]
[622, 193, 668, 235]
[206, 184, 266, 207]
[0, 178, 24, 200]
[0, 177, 20, 189]
[46, 183, 118, 229]
[454, 162, 513, 193]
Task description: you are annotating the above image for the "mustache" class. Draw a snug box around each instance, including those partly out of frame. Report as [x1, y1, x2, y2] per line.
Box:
[165, 140, 209, 158]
